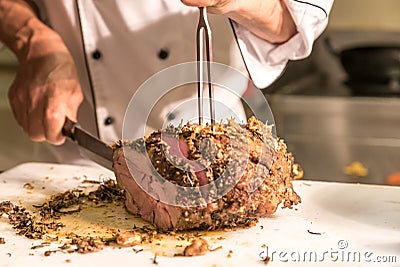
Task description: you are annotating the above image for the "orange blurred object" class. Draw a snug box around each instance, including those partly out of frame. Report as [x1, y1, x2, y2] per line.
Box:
[386, 172, 400, 186]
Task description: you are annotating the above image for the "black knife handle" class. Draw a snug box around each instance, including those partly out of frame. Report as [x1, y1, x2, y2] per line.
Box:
[62, 117, 77, 141]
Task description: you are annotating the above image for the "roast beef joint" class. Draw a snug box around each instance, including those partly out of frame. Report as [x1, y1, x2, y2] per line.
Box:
[113, 117, 302, 231]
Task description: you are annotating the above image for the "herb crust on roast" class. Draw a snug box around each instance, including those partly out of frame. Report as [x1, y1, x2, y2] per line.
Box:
[113, 117, 301, 231]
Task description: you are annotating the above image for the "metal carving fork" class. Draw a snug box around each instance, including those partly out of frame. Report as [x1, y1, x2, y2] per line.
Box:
[196, 7, 215, 126]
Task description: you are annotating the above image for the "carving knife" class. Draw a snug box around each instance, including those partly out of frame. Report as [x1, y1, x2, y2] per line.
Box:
[62, 117, 113, 170]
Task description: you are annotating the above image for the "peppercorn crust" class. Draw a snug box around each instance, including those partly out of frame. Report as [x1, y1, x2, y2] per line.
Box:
[113, 116, 301, 231]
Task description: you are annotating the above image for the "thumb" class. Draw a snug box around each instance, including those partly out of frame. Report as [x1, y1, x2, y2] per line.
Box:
[44, 100, 67, 145]
[65, 84, 84, 122]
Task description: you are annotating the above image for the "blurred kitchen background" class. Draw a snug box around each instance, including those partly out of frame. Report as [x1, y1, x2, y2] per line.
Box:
[0, 0, 399, 185]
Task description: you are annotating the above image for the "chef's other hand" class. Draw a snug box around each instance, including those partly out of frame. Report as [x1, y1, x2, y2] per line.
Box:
[0, 0, 83, 145]
[181, 0, 297, 43]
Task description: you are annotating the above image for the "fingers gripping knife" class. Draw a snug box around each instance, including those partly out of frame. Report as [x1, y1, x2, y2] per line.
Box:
[197, 7, 215, 126]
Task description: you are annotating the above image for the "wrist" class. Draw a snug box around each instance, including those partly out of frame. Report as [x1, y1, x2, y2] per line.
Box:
[225, 0, 297, 44]
[16, 18, 69, 63]
[0, 0, 66, 60]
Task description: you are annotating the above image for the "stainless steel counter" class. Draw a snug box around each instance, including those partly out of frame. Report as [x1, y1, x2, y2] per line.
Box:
[266, 93, 400, 185]
[261, 30, 400, 186]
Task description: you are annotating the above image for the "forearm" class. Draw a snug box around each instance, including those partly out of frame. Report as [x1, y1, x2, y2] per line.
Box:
[0, 0, 66, 62]
[225, 0, 296, 44]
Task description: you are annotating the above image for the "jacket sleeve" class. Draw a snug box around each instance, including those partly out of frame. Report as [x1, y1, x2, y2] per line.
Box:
[231, 0, 334, 89]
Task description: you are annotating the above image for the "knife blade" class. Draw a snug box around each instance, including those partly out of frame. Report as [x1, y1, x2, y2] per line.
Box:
[62, 117, 113, 170]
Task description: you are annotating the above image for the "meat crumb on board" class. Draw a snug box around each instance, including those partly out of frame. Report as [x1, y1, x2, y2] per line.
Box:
[263, 256, 271, 265]
[23, 183, 35, 190]
[183, 238, 209, 256]
[115, 231, 142, 247]
[73, 237, 104, 254]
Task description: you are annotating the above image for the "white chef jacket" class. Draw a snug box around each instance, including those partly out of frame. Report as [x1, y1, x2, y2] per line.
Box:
[30, 0, 333, 164]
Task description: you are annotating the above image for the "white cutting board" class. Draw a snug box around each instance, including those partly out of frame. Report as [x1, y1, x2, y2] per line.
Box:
[0, 163, 399, 267]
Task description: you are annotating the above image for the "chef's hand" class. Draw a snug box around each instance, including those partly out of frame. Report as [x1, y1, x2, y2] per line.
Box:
[4, 24, 82, 145]
[8, 49, 83, 145]
[181, 0, 297, 43]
